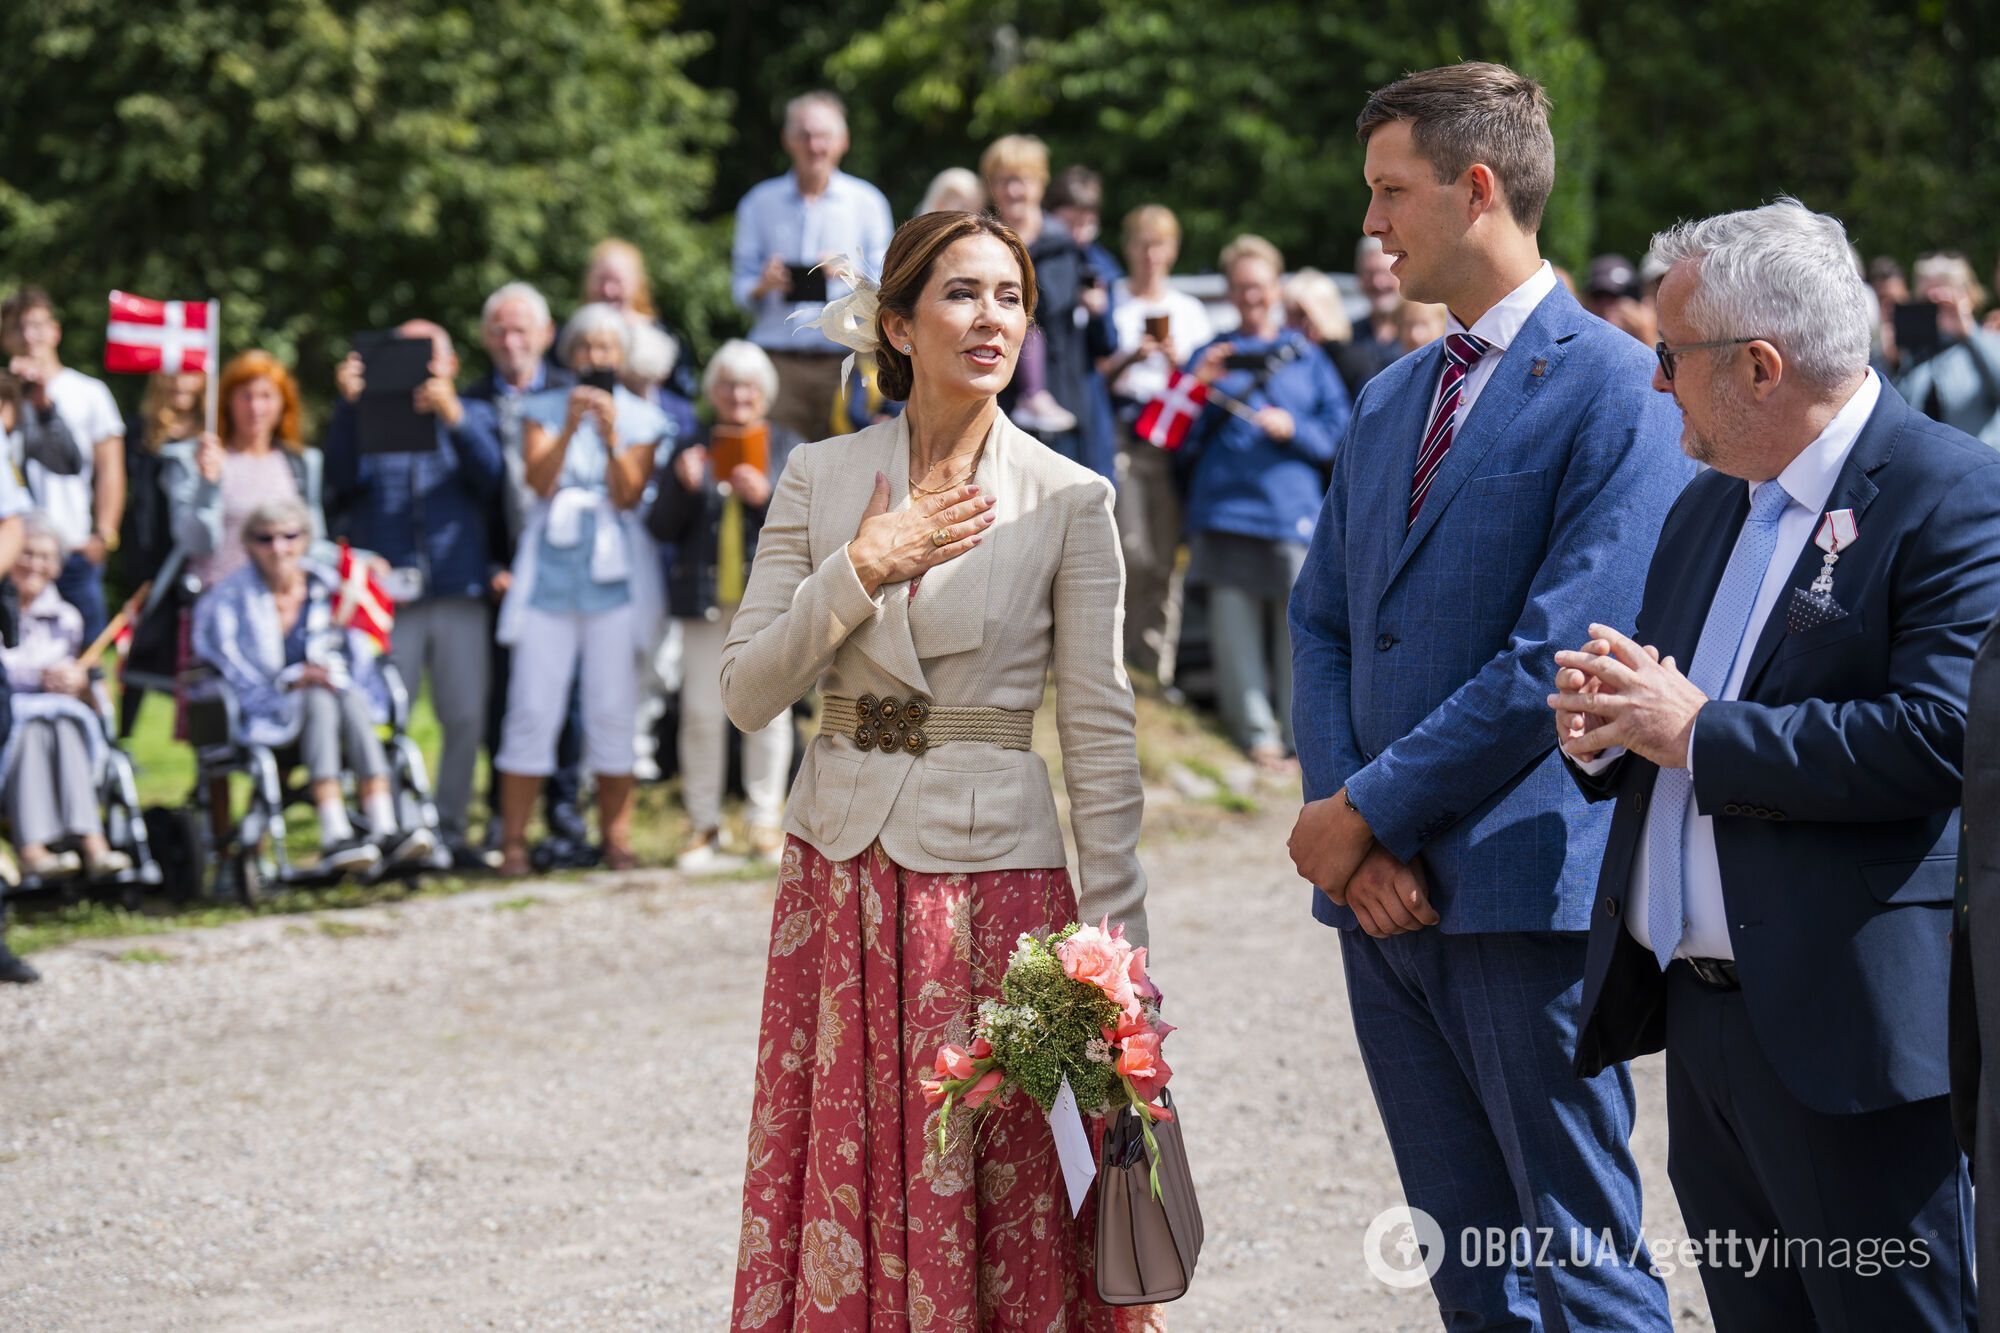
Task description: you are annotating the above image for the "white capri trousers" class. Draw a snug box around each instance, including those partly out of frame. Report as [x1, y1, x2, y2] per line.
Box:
[494, 601, 639, 778]
[677, 608, 792, 832]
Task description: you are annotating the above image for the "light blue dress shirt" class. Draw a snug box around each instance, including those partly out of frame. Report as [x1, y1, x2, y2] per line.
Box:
[730, 170, 894, 354]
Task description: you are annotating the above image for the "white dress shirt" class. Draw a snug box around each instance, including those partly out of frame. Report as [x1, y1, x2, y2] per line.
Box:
[1436, 261, 1559, 426]
[1617, 371, 1882, 960]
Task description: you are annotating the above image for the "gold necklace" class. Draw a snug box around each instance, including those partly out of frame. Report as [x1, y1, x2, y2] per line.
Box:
[908, 444, 985, 497]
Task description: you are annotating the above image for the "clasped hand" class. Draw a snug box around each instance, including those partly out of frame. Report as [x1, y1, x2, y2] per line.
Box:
[845, 473, 994, 596]
[1288, 794, 1439, 938]
[1548, 623, 1706, 769]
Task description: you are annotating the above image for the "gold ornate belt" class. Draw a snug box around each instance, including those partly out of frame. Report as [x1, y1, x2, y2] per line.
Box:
[821, 693, 1034, 755]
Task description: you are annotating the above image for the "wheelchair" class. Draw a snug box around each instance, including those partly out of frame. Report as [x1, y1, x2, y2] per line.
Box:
[5, 684, 168, 910]
[166, 661, 449, 905]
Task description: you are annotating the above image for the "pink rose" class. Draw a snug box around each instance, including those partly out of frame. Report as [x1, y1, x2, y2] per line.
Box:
[920, 1078, 945, 1106]
[960, 1068, 1005, 1110]
[1058, 923, 1138, 1016]
[935, 1044, 975, 1080]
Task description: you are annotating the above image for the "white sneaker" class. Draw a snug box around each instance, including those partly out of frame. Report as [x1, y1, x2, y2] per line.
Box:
[675, 829, 744, 873]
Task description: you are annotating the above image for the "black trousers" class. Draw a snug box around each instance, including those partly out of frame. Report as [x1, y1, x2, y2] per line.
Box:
[1663, 963, 1976, 1332]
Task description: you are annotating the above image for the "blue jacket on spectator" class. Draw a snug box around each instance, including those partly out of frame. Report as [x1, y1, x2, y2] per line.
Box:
[1181, 328, 1352, 546]
[322, 400, 505, 602]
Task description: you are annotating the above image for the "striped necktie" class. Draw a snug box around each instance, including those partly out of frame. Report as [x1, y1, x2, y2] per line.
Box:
[1409, 332, 1493, 525]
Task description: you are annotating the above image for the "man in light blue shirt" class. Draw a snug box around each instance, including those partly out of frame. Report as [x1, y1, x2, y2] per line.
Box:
[730, 91, 893, 442]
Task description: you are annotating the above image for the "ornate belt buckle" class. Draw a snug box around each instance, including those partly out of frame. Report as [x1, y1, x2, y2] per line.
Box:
[850, 693, 930, 754]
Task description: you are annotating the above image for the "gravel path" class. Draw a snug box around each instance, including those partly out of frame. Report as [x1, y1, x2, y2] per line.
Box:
[0, 797, 1713, 1330]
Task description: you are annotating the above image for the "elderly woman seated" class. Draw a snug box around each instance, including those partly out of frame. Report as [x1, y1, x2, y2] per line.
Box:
[191, 498, 436, 874]
[1, 514, 131, 880]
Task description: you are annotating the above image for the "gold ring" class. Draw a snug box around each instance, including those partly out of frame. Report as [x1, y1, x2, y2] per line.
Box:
[929, 526, 953, 548]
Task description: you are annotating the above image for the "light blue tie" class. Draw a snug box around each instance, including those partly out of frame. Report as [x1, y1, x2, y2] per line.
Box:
[1646, 479, 1792, 968]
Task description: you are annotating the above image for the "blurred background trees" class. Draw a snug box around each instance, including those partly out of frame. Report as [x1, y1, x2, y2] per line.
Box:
[3, 0, 1994, 401]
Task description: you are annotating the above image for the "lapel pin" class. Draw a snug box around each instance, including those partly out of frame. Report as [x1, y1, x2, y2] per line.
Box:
[1529, 359, 1548, 378]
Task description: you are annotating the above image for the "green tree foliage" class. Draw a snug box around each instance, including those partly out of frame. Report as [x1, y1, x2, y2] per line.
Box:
[818, 0, 1995, 282]
[0, 0, 730, 413]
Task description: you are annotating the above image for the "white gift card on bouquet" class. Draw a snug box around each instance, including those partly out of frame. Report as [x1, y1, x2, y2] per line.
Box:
[1049, 1076, 1096, 1217]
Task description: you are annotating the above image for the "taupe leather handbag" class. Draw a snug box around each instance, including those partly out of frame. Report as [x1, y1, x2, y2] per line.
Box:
[1094, 1090, 1203, 1305]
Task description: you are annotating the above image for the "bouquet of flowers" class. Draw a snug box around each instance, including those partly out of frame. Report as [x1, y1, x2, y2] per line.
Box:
[923, 918, 1175, 1193]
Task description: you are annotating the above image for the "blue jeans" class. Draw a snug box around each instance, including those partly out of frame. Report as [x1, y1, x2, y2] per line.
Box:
[56, 552, 107, 646]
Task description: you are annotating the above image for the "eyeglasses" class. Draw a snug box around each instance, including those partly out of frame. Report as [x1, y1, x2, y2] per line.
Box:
[1654, 337, 1767, 382]
[248, 530, 305, 546]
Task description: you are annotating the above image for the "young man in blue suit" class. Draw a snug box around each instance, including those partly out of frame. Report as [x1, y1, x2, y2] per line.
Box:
[1556, 200, 1993, 1331]
[1288, 62, 1691, 1330]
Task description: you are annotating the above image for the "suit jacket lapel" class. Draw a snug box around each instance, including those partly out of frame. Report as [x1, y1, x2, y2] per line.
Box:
[843, 416, 931, 696]
[1661, 483, 1750, 664]
[906, 414, 1001, 661]
[1387, 288, 1578, 586]
[1736, 387, 1901, 696]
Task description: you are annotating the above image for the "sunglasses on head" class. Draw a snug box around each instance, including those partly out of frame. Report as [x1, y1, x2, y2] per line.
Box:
[248, 530, 305, 546]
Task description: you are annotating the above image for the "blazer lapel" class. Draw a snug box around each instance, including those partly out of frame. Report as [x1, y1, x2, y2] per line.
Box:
[1387, 289, 1576, 586]
[1736, 387, 1901, 696]
[841, 416, 931, 696]
[906, 414, 1001, 662]
[1661, 483, 1750, 664]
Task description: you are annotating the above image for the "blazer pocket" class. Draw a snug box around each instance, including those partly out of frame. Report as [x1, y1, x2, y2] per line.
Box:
[1861, 853, 1956, 905]
[1779, 611, 1867, 660]
[917, 752, 1024, 863]
[1463, 467, 1549, 493]
[806, 748, 862, 845]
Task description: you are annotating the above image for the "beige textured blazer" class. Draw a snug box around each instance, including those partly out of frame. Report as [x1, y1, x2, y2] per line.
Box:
[719, 410, 1148, 946]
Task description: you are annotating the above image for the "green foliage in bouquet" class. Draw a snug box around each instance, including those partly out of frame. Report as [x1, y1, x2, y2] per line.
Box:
[982, 924, 1121, 1115]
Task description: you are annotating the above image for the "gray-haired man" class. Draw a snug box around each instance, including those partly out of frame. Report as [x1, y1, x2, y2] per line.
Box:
[1563, 198, 1992, 1329]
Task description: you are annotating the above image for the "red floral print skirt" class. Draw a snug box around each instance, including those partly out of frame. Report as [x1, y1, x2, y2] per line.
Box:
[731, 837, 1164, 1331]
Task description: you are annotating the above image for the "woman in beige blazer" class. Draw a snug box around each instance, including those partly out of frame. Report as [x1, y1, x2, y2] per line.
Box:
[723, 211, 1159, 1331]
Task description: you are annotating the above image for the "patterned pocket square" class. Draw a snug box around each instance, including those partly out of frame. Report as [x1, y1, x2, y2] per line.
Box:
[1786, 584, 1848, 634]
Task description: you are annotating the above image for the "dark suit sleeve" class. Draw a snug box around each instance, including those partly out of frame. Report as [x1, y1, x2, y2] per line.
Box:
[1692, 460, 2000, 821]
[444, 402, 505, 503]
[1289, 412, 1369, 803]
[1343, 379, 1687, 861]
[1563, 750, 1628, 802]
[322, 399, 364, 522]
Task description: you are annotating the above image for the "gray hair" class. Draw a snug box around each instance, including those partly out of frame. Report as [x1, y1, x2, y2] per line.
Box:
[701, 338, 780, 406]
[623, 320, 678, 388]
[481, 281, 552, 331]
[242, 496, 312, 542]
[1648, 197, 1874, 389]
[18, 509, 67, 562]
[557, 302, 633, 368]
[1355, 235, 1386, 266]
[783, 90, 847, 137]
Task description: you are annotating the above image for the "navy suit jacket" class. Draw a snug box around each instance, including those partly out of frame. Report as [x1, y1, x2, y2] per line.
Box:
[1290, 283, 1693, 933]
[1573, 382, 2000, 1115]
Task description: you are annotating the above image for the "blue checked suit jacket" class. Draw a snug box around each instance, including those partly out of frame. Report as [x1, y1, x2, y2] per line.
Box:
[1289, 282, 1694, 934]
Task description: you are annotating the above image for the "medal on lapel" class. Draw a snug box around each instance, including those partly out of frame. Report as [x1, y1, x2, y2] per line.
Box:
[1787, 508, 1856, 632]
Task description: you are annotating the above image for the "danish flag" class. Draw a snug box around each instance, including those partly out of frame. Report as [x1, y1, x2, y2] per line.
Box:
[104, 291, 219, 375]
[334, 543, 396, 656]
[1132, 369, 1209, 450]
